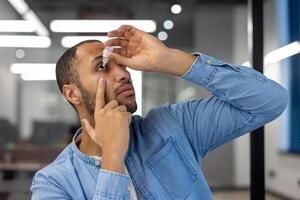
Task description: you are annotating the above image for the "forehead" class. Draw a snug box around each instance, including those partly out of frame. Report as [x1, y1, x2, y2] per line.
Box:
[76, 41, 104, 61]
[73, 41, 104, 75]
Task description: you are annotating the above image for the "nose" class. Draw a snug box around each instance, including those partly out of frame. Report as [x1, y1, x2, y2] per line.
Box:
[109, 62, 130, 83]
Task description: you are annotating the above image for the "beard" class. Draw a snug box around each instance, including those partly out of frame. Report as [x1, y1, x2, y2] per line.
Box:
[77, 80, 137, 118]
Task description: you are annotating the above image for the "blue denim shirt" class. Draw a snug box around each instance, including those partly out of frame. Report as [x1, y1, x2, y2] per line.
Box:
[30, 53, 288, 200]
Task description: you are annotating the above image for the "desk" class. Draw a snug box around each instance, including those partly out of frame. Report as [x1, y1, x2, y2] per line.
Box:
[0, 147, 63, 172]
[0, 162, 43, 171]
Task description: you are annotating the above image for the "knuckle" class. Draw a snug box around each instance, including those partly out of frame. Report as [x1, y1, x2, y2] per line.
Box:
[111, 100, 119, 105]
[119, 105, 126, 110]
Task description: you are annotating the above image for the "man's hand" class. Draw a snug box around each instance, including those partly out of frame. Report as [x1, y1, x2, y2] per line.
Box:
[104, 25, 197, 76]
[82, 78, 131, 174]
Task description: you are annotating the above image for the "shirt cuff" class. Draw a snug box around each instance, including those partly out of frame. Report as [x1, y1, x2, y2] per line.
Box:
[182, 53, 228, 87]
[94, 169, 131, 200]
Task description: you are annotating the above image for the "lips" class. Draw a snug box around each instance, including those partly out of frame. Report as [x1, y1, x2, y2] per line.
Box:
[117, 84, 135, 96]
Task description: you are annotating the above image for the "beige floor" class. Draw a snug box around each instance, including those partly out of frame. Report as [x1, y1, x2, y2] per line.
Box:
[213, 191, 287, 200]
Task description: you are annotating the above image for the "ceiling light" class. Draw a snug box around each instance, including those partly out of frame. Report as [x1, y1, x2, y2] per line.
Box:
[0, 35, 51, 48]
[163, 20, 174, 30]
[50, 20, 157, 33]
[0, 20, 35, 32]
[10, 63, 55, 74]
[264, 41, 300, 65]
[171, 4, 182, 14]
[61, 36, 110, 48]
[8, 0, 49, 36]
[241, 41, 300, 67]
[15, 49, 25, 58]
[158, 31, 168, 41]
[24, 10, 49, 36]
[21, 73, 56, 81]
[8, 0, 28, 15]
[10, 63, 55, 80]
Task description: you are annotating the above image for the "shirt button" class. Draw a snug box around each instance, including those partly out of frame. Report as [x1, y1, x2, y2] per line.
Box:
[127, 185, 130, 192]
[95, 160, 100, 166]
[206, 59, 212, 65]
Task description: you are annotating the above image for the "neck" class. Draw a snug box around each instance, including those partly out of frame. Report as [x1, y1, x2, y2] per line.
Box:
[78, 130, 102, 157]
[77, 110, 102, 157]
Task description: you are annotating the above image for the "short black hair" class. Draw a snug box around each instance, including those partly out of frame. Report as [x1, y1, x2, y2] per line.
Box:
[55, 40, 100, 110]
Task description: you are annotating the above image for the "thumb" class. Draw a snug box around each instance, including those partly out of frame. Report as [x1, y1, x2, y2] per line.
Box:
[109, 52, 132, 67]
[82, 119, 95, 138]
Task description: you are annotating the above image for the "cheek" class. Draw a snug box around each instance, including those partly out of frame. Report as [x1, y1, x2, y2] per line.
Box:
[105, 81, 116, 101]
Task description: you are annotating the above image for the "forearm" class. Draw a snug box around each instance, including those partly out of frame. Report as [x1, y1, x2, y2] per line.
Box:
[156, 48, 197, 76]
[102, 154, 125, 174]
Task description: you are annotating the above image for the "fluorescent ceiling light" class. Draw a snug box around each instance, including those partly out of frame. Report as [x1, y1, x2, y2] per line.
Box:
[241, 41, 300, 67]
[0, 35, 51, 48]
[0, 20, 35, 32]
[10, 63, 55, 81]
[21, 73, 55, 81]
[50, 20, 157, 33]
[8, 0, 29, 15]
[61, 36, 109, 48]
[24, 10, 49, 36]
[8, 0, 49, 36]
[264, 41, 300, 65]
[10, 63, 55, 74]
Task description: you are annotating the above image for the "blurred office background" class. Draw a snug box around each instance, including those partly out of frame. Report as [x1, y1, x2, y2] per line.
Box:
[0, 0, 299, 199]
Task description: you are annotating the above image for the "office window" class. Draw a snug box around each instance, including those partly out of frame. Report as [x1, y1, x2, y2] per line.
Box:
[287, 0, 300, 153]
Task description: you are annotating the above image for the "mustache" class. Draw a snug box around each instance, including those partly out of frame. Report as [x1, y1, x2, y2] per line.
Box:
[115, 79, 133, 95]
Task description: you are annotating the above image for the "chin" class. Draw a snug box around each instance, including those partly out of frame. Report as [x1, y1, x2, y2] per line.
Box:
[117, 95, 137, 114]
[127, 104, 138, 114]
[125, 101, 138, 114]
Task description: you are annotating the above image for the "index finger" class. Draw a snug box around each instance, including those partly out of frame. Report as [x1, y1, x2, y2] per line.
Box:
[107, 25, 134, 38]
[95, 78, 106, 111]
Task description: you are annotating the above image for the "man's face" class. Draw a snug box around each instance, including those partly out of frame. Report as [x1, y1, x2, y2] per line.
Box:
[74, 41, 137, 117]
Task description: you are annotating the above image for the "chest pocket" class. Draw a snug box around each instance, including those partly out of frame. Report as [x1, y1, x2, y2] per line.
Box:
[146, 137, 197, 200]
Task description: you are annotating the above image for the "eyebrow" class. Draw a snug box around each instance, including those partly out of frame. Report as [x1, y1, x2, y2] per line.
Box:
[91, 55, 103, 66]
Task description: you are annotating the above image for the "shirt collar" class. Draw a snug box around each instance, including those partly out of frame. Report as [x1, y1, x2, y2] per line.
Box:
[69, 127, 101, 165]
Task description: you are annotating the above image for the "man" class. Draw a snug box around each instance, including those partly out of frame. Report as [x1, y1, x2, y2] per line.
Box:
[30, 25, 288, 200]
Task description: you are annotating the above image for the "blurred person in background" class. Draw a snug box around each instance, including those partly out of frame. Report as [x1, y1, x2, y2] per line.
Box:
[30, 25, 288, 200]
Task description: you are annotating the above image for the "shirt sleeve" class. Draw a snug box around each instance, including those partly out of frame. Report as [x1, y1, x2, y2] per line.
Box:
[31, 169, 131, 200]
[167, 53, 288, 160]
[92, 169, 131, 200]
[31, 173, 71, 200]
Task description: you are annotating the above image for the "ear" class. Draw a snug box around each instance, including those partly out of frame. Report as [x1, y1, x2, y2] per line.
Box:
[63, 84, 82, 106]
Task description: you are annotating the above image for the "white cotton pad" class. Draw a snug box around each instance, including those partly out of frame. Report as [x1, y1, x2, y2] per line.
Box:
[103, 46, 113, 67]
